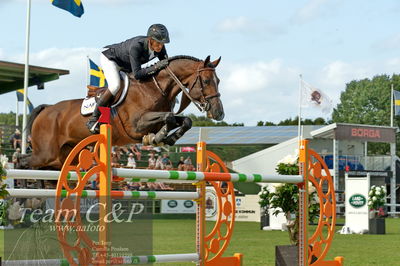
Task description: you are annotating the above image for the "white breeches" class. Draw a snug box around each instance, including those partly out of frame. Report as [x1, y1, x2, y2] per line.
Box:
[100, 53, 121, 96]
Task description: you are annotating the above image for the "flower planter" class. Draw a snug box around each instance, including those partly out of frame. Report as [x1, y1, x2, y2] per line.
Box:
[369, 218, 385, 234]
[275, 245, 298, 266]
[260, 214, 269, 230]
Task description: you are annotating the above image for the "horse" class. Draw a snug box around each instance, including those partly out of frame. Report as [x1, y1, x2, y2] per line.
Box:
[27, 55, 224, 170]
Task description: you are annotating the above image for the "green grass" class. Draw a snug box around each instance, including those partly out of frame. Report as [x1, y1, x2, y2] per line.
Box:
[1, 218, 400, 265]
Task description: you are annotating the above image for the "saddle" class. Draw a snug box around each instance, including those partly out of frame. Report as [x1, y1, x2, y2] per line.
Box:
[80, 72, 129, 116]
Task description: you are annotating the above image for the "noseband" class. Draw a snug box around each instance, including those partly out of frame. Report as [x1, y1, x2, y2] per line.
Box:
[165, 64, 220, 113]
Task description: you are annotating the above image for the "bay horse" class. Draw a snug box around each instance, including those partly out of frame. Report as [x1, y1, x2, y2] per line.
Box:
[27, 55, 224, 169]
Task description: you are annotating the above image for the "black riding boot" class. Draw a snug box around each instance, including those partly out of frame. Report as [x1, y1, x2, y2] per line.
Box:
[86, 89, 114, 133]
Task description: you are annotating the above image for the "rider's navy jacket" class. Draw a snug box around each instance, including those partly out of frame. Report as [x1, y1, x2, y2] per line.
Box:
[102, 36, 168, 80]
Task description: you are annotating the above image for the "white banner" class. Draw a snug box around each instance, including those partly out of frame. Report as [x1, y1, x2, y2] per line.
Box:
[46, 198, 99, 213]
[161, 199, 196, 214]
[345, 173, 370, 233]
[205, 187, 260, 222]
[235, 195, 260, 222]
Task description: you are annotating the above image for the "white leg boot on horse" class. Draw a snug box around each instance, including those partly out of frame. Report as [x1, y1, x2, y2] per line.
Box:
[86, 89, 114, 133]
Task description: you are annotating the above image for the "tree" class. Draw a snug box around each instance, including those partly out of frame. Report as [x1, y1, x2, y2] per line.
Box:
[332, 74, 400, 125]
[332, 74, 400, 155]
[0, 112, 22, 126]
[186, 114, 243, 127]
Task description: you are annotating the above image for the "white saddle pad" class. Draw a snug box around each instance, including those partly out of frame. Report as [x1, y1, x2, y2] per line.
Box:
[80, 72, 129, 116]
[81, 97, 97, 115]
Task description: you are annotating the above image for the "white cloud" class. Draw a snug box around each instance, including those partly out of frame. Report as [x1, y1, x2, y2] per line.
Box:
[223, 60, 285, 92]
[214, 60, 301, 125]
[291, 0, 330, 24]
[217, 16, 250, 32]
[216, 16, 286, 36]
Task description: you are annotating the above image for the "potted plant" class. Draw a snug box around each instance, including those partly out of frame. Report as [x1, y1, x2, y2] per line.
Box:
[258, 152, 319, 265]
[368, 185, 386, 234]
[0, 154, 11, 228]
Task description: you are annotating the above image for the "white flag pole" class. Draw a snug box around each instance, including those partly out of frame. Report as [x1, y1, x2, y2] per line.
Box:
[16, 97, 19, 127]
[21, 0, 31, 155]
[391, 84, 394, 127]
[298, 74, 303, 144]
[86, 55, 90, 86]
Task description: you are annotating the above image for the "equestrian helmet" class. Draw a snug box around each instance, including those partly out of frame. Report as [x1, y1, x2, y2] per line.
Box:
[147, 24, 170, 44]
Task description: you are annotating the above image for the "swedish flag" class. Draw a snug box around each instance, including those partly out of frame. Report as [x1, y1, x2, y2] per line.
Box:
[16, 89, 34, 113]
[51, 0, 84, 18]
[394, 90, 400, 116]
[89, 59, 108, 87]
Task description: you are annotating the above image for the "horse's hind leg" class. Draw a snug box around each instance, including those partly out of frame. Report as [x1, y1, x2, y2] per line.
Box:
[29, 143, 63, 170]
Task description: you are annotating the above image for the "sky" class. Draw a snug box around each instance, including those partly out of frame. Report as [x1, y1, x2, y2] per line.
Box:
[1, 0, 400, 126]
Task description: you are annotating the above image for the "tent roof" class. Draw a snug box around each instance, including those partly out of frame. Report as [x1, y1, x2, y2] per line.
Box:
[0, 60, 69, 94]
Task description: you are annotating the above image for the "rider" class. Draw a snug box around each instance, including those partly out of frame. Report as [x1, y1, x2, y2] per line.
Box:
[86, 23, 170, 133]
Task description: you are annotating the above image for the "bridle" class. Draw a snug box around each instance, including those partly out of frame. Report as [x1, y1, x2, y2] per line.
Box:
[164, 63, 220, 113]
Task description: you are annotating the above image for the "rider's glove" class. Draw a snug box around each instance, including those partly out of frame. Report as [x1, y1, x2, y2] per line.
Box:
[155, 59, 168, 70]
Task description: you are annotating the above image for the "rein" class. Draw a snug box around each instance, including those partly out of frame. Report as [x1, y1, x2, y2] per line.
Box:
[165, 66, 204, 112]
[165, 65, 220, 114]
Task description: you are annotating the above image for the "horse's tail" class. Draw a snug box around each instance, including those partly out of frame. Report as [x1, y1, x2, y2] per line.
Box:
[27, 104, 50, 135]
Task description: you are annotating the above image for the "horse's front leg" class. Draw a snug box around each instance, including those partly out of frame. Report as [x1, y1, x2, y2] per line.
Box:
[163, 116, 192, 146]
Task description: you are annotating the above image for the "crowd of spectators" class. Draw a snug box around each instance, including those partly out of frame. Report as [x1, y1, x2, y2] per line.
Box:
[109, 143, 195, 171]
[94, 143, 196, 192]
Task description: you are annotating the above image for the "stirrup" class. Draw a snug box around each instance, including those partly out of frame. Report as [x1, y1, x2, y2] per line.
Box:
[86, 119, 100, 134]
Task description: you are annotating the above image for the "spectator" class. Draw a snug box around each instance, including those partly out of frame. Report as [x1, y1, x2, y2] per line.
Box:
[184, 156, 194, 171]
[128, 182, 141, 190]
[148, 152, 156, 169]
[10, 129, 22, 150]
[126, 153, 136, 168]
[161, 154, 172, 170]
[122, 183, 130, 191]
[158, 182, 174, 191]
[12, 148, 21, 169]
[132, 144, 142, 161]
[111, 152, 120, 167]
[177, 156, 185, 171]
[155, 155, 164, 170]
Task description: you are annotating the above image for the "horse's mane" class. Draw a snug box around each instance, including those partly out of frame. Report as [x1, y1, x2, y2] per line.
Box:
[167, 55, 201, 62]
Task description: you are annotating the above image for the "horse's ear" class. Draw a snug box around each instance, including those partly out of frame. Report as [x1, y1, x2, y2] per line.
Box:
[211, 56, 221, 68]
[204, 55, 211, 67]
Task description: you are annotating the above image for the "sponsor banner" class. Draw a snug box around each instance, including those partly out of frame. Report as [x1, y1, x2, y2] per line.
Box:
[205, 187, 260, 222]
[161, 199, 196, 214]
[335, 124, 395, 142]
[181, 147, 196, 152]
[235, 195, 260, 222]
[205, 188, 218, 221]
[345, 174, 369, 233]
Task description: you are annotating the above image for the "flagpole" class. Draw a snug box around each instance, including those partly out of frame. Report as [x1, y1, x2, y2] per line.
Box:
[86, 55, 89, 86]
[391, 84, 394, 127]
[21, 0, 31, 155]
[298, 74, 303, 144]
[16, 98, 19, 127]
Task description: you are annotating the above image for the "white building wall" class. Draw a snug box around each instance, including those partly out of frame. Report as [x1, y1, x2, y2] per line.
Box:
[232, 137, 298, 174]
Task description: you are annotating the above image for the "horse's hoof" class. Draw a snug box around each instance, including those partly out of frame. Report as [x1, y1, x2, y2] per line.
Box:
[142, 133, 155, 146]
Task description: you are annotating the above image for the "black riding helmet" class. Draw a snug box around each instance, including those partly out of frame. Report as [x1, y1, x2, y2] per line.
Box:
[147, 24, 170, 44]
